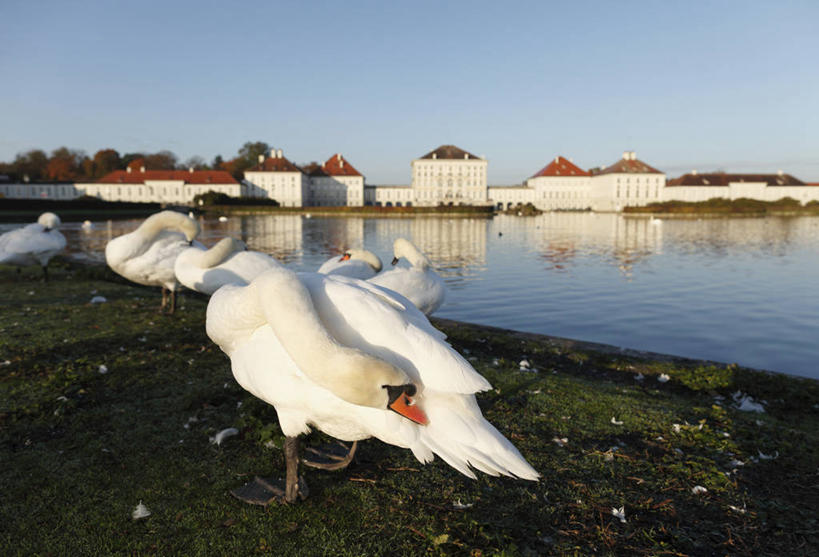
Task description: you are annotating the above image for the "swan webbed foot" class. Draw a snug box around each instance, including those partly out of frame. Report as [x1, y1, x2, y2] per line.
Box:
[302, 440, 358, 471]
[230, 475, 309, 505]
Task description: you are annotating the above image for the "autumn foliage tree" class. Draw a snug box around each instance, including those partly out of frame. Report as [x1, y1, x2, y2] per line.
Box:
[45, 147, 87, 181]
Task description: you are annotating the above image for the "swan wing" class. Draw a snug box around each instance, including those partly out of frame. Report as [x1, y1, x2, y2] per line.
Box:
[300, 272, 490, 395]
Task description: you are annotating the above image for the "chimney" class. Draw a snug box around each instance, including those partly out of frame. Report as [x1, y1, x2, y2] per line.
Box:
[692, 169, 698, 175]
[623, 151, 630, 160]
[270, 148, 276, 158]
[258, 154, 264, 163]
[126, 167, 132, 174]
[554, 156, 559, 163]
[277, 149, 283, 158]
[777, 169, 784, 176]
[189, 167, 194, 173]
[432, 153, 437, 160]
[340, 159, 344, 168]
[464, 153, 469, 159]
[337, 153, 341, 161]
[140, 166, 145, 173]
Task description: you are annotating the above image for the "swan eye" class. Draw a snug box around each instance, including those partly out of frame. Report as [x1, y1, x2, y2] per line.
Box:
[391, 257, 399, 265]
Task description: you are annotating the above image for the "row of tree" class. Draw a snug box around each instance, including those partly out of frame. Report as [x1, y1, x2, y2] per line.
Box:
[0, 142, 272, 183]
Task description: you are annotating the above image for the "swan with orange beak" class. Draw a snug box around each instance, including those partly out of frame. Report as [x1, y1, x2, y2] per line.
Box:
[206, 266, 537, 505]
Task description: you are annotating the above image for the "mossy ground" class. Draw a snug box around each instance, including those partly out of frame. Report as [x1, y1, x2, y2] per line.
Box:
[1, 261, 817, 556]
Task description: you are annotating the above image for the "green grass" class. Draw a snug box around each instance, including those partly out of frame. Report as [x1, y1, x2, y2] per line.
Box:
[1, 262, 817, 555]
[624, 197, 819, 215]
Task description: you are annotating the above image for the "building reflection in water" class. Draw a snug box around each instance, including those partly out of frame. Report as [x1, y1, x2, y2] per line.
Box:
[54, 212, 819, 281]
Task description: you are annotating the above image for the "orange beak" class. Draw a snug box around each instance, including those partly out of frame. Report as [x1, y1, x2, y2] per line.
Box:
[388, 393, 429, 425]
[339, 253, 351, 261]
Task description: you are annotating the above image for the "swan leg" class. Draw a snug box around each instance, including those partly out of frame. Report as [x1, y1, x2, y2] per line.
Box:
[160, 288, 168, 313]
[229, 436, 309, 505]
[41, 265, 49, 282]
[302, 440, 358, 471]
[168, 289, 176, 315]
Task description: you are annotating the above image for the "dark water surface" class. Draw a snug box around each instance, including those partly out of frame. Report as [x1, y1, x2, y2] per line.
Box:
[6, 213, 818, 379]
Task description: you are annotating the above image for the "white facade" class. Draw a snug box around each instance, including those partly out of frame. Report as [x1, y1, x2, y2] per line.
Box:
[487, 186, 535, 209]
[589, 152, 665, 212]
[364, 185, 414, 207]
[410, 145, 488, 207]
[663, 172, 819, 205]
[307, 154, 365, 207]
[244, 149, 309, 208]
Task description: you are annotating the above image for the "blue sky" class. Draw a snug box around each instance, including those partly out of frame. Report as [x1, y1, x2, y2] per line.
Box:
[2, 0, 817, 183]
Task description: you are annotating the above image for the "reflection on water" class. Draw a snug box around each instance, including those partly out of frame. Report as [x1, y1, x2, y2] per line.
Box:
[7, 213, 819, 379]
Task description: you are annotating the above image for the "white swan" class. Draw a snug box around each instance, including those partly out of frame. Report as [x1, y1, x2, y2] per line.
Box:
[369, 238, 446, 315]
[0, 212, 66, 281]
[174, 237, 282, 295]
[317, 248, 382, 280]
[206, 266, 538, 504]
[105, 210, 201, 313]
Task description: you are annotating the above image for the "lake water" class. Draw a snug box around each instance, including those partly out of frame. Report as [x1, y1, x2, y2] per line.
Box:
[7, 213, 819, 379]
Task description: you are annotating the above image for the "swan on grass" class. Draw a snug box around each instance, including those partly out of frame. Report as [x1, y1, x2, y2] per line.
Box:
[369, 238, 446, 315]
[105, 210, 200, 313]
[174, 237, 281, 295]
[317, 248, 382, 280]
[0, 212, 66, 281]
[206, 266, 538, 505]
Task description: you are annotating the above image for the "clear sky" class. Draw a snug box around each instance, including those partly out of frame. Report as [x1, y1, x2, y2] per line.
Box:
[2, 0, 817, 184]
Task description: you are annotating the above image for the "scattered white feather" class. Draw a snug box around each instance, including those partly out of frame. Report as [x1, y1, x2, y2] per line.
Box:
[552, 437, 568, 447]
[728, 504, 747, 514]
[634, 373, 644, 381]
[218, 216, 228, 222]
[518, 359, 531, 370]
[757, 449, 779, 460]
[491, 358, 500, 367]
[732, 391, 765, 413]
[611, 417, 623, 426]
[90, 295, 107, 304]
[672, 423, 682, 433]
[692, 485, 708, 495]
[210, 427, 239, 446]
[452, 499, 473, 510]
[98, 364, 108, 374]
[657, 373, 670, 383]
[0, 360, 10, 366]
[611, 506, 627, 523]
[729, 459, 745, 468]
[56, 395, 68, 402]
[132, 501, 151, 520]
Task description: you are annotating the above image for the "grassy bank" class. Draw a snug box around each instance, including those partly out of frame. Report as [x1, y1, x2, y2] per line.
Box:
[624, 197, 819, 216]
[1, 262, 817, 555]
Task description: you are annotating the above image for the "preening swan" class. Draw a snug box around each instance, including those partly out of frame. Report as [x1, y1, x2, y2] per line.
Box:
[206, 266, 538, 504]
[369, 237, 446, 315]
[105, 210, 200, 313]
[317, 248, 382, 280]
[0, 212, 66, 281]
[174, 237, 282, 295]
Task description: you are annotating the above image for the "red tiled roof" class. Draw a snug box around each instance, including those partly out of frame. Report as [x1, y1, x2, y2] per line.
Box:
[302, 162, 329, 177]
[247, 155, 302, 173]
[419, 145, 481, 160]
[532, 156, 589, 178]
[323, 153, 362, 177]
[97, 169, 238, 185]
[593, 156, 662, 175]
[667, 173, 806, 187]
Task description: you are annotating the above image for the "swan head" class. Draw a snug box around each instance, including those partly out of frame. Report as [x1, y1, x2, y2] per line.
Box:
[341, 353, 428, 425]
[391, 238, 430, 269]
[339, 248, 383, 272]
[37, 212, 61, 231]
